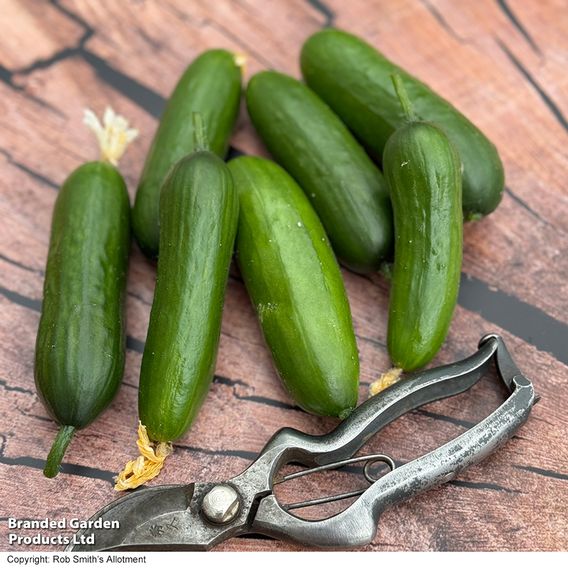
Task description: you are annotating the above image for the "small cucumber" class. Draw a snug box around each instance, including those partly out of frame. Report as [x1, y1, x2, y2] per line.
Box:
[384, 77, 463, 371]
[301, 28, 504, 219]
[228, 156, 359, 417]
[35, 161, 130, 477]
[138, 149, 239, 443]
[133, 49, 242, 257]
[246, 71, 392, 273]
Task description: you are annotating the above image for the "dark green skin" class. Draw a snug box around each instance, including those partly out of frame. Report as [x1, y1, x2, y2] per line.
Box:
[384, 122, 463, 371]
[246, 71, 392, 273]
[133, 49, 242, 258]
[301, 28, 504, 219]
[228, 156, 359, 418]
[139, 152, 239, 442]
[35, 162, 130, 430]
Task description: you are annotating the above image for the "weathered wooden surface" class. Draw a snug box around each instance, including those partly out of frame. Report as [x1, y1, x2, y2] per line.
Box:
[0, 0, 567, 553]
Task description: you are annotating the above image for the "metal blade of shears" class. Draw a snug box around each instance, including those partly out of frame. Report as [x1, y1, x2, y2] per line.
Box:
[66, 484, 215, 551]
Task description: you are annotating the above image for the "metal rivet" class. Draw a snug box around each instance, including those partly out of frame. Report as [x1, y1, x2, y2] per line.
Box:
[442, 471, 455, 482]
[202, 484, 241, 524]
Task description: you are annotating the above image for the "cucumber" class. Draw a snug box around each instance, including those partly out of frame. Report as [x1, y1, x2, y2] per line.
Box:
[301, 28, 504, 219]
[35, 162, 130, 477]
[138, 150, 239, 443]
[228, 156, 359, 417]
[384, 77, 463, 371]
[246, 71, 392, 273]
[133, 49, 242, 257]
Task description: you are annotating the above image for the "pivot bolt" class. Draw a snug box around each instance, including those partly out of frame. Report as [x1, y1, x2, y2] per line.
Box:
[202, 484, 241, 524]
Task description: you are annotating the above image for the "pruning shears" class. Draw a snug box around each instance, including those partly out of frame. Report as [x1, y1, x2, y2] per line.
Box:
[67, 333, 536, 551]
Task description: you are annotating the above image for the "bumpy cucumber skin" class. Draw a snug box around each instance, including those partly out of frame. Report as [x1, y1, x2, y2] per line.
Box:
[139, 152, 239, 442]
[133, 50, 242, 258]
[35, 162, 130, 429]
[300, 29, 504, 218]
[228, 156, 359, 418]
[384, 122, 463, 371]
[246, 71, 392, 273]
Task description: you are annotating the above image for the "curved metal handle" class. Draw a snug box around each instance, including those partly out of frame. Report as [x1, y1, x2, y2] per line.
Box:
[248, 335, 536, 548]
[238, 335, 503, 487]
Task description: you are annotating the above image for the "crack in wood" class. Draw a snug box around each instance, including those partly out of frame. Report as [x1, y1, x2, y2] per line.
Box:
[212, 374, 302, 412]
[413, 408, 476, 429]
[48, 0, 93, 36]
[513, 464, 568, 481]
[304, 0, 335, 28]
[213, 375, 249, 388]
[0, 252, 44, 276]
[126, 335, 145, 354]
[127, 290, 152, 307]
[0, 65, 64, 115]
[420, 0, 472, 45]
[0, 148, 59, 190]
[504, 186, 554, 229]
[221, 328, 264, 349]
[0, 378, 34, 396]
[496, 0, 542, 55]
[497, 39, 568, 133]
[234, 393, 300, 411]
[23, 413, 53, 424]
[356, 333, 386, 350]
[16, 45, 85, 77]
[0, 285, 42, 312]
[135, 26, 164, 51]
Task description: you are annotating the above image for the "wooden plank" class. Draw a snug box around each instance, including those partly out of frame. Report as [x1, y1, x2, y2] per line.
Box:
[0, 0, 566, 553]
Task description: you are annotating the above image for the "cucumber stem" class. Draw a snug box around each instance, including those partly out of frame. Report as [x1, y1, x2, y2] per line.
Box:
[44, 425, 76, 478]
[391, 74, 416, 122]
[192, 111, 209, 152]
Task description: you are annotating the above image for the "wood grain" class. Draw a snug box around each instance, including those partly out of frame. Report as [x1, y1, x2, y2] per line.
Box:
[0, 0, 567, 552]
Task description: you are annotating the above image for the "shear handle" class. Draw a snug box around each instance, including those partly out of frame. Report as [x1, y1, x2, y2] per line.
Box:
[252, 334, 509, 474]
[252, 370, 535, 548]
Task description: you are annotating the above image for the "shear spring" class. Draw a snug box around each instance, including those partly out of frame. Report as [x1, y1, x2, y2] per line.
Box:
[274, 454, 396, 511]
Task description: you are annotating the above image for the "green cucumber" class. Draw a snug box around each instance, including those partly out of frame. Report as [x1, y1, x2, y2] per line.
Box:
[246, 71, 392, 273]
[228, 156, 359, 417]
[301, 28, 504, 219]
[133, 49, 242, 258]
[35, 161, 130, 477]
[138, 148, 239, 443]
[384, 77, 463, 371]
